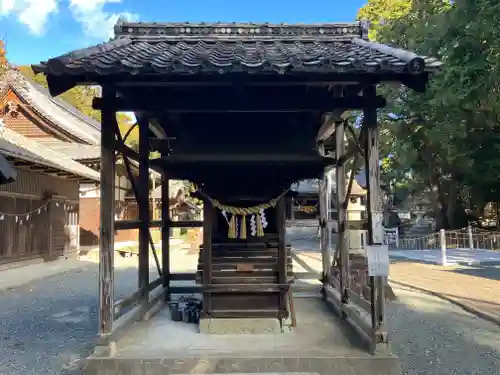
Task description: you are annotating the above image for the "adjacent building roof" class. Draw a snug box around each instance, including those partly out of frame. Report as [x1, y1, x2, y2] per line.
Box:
[0, 153, 16, 184]
[291, 179, 319, 195]
[151, 180, 189, 199]
[32, 21, 442, 95]
[0, 120, 99, 181]
[0, 69, 101, 145]
[39, 140, 101, 160]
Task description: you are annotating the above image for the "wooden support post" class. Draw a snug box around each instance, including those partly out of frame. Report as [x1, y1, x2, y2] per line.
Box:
[98, 86, 116, 336]
[161, 168, 170, 300]
[277, 197, 287, 318]
[335, 121, 349, 303]
[138, 114, 150, 311]
[318, 145, 330, 283]
[202, 201, 212, 317]
[362, 85, 387, 345]
[47, 199, 54, 260]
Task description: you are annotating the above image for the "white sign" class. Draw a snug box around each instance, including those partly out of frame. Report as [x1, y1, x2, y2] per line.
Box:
[398, 212, 411, 220]
[365, 245, 389, 276]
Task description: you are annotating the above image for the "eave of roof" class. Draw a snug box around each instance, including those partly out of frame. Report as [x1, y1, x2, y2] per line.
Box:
[1, 69, 101, 145]
[0, 121, 99, 181]
[0, 153, 17, 184]
[31, 21, 442, 96]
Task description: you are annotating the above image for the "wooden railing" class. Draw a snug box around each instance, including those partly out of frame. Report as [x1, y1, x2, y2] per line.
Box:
[325, 258, 383, 353]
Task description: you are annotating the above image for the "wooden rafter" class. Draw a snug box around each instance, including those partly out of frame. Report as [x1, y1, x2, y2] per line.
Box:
[93, 94, 386, 113]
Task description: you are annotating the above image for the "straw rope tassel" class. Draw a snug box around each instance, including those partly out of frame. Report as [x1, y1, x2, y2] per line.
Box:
[256, 214, 264, 237]
[228, 215, 237, 239]
[240, 215, 247, 239]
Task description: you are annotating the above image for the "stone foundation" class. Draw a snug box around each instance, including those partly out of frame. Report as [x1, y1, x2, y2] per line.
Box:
[199, 318, 282, 334]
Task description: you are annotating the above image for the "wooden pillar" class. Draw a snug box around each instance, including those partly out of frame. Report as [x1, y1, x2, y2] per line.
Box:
[138, 114, 150, 310]
[47, 199, 54, 260]
[362, 85, 387, 343]
[317, 145, 330, 283]
[319, 176, 329, 282]
[276, 197, 287, 318]
[161, 168, 170, 300]
[335, 121, 349, 302]
[98, 86, 116, 336]
[202, 201, 212, 317]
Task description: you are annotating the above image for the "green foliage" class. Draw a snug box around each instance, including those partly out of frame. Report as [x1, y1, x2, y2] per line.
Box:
[358, 0, 500, 228]
[0, 40, 6, 78]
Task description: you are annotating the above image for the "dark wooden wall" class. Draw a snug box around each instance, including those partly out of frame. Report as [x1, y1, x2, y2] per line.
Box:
[0, 169, 79, 264]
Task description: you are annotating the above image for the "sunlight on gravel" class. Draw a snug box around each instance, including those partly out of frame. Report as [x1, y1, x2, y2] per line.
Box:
[387, 287, 500, 375]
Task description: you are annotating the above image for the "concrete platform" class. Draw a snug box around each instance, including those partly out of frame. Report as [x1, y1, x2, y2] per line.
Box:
[80, 296, 402, 375]
[200, 317, 282, 334]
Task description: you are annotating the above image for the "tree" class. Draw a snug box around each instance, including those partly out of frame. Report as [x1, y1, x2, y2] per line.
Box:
[357, 0, 500, 229]
[0, 40, 7, 78]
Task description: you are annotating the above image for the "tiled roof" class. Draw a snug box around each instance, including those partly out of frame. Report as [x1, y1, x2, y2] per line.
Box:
[35, 139, 101, 160]
[0, 153, 16, 184]
[291, 179, 319, 195]
[1, 69, 101, 145]
[0, 120, 99, 181]
[151, 180, 190, 199]
[33, 21, 442, 78]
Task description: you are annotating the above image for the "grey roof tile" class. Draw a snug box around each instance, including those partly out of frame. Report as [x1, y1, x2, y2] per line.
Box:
[37, 140, 101, 160]
[0, 153, 16, 184]
[0, 120, 99, 181]
[33, 22, 442, 77]
[2, 69, 101, 145]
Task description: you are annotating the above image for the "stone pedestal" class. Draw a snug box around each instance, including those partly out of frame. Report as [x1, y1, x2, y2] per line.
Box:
[199, 318, 282, 334]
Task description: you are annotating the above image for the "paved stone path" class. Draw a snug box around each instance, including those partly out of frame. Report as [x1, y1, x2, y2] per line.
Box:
[390, 262, 500, 325]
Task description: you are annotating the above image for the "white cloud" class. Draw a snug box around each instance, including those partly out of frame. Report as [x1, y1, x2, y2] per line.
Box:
[0, 0, 58, 35]
[0, 0, 137, 39]
[69, 0, 138, 40]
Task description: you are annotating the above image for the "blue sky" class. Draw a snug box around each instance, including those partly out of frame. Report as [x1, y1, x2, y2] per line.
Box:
[0, 0, 367, 65]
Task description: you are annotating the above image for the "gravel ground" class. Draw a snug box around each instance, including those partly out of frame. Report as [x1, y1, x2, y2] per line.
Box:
[0, 260, 157, 375]
[0, 230, 499, 375]
[387, 286, 500, 375]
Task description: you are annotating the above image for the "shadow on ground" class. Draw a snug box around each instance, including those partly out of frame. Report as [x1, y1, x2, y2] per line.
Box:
[386, 286, 500, 375]
[447, 264, 500, 282]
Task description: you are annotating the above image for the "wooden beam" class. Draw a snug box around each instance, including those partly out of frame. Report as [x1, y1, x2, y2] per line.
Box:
[276, 197, 287, 318]
[362, 85, 388, 346]
[149, 152, 333, 163]
[114, 219, 202, 230]
[318, 144, 331, 283]
[161, 166, 170, 298]
[150, 117, 167, 139]
[202, 202, 212, 317]
[113, 276, 163, 316]
[98, 86, 116, 336]
[335, 120, 349, 305]
[316, 111, 350, 142]
[138, 113, 150, 310]
[93, 95, 386, 112]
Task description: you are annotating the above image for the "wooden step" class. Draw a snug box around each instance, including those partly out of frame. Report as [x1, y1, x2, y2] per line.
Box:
[197, 269, 290, 277]
[200, 243, 291, 249]
[197, 264, 293, 271]
[199, 257, 291, 264]
[207, 309, 282, 318]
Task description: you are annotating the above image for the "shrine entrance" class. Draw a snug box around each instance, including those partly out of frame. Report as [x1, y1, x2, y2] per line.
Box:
[33, 20, 441, 375]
